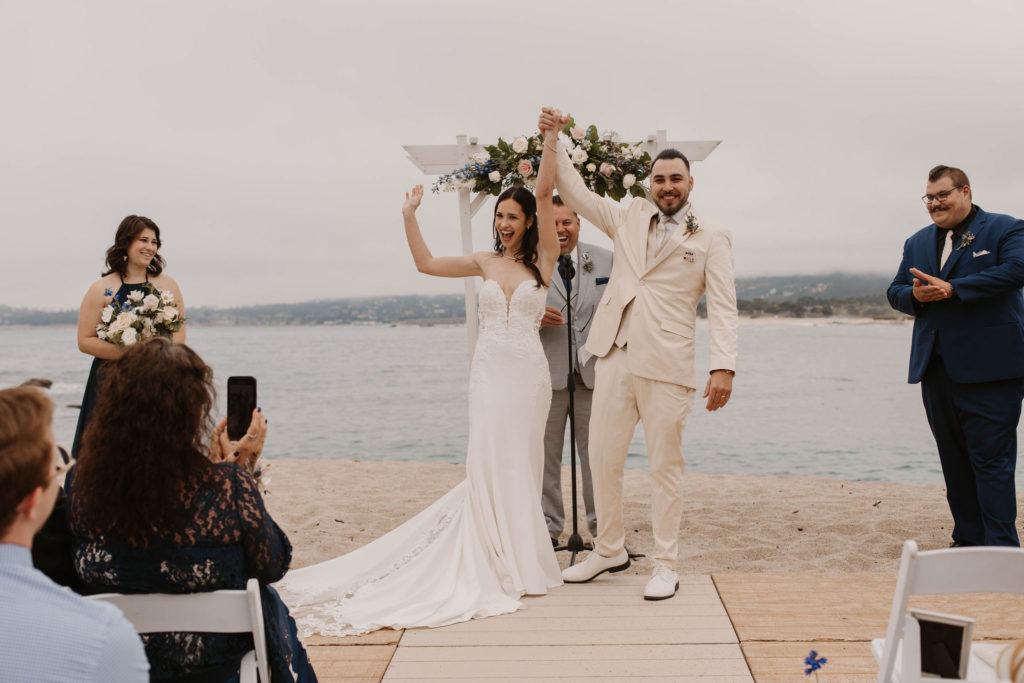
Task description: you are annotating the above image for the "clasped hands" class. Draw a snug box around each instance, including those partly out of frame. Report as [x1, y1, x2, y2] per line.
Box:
[910, 268, 953, 302]
[209, 408, 268, 471]
[538, 107, 569, 137]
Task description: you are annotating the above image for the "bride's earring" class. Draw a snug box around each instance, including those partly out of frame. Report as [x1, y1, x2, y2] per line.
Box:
[123, 255, 127, 262]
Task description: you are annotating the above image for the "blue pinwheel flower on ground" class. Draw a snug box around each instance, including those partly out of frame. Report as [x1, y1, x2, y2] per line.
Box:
[804, 650, 827, 677]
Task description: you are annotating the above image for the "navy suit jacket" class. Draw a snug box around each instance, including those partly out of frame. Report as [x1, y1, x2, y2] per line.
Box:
[887, 206, 1024, 384]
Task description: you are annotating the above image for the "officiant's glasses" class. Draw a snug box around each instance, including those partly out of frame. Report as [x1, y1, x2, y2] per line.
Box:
[922, 186, 965, 205]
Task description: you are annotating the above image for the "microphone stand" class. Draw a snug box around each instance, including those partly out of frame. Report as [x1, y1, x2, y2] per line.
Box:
[554, 254, 587, 566]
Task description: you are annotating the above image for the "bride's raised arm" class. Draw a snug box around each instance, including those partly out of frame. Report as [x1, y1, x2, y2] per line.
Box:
[401, 185, 483, 279]
[534, 108, 564, 278]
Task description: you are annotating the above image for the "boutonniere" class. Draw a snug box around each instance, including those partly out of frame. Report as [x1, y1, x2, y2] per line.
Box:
[684, 212, 700, 235]
[956, 231, 975, 251]
[581, 251, 594, 273]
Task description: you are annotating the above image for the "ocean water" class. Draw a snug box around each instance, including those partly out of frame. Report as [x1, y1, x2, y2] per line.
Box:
[2, 320, 1021, 486]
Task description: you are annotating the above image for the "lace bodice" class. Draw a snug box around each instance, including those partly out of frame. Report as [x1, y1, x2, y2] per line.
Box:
[477, 279, 547, 339]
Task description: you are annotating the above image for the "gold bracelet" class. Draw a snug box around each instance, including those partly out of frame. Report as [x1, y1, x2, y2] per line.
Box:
[544, 142, 558, 153]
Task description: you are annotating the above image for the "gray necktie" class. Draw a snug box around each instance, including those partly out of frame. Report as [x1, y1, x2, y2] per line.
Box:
[940, 231, 956, 269]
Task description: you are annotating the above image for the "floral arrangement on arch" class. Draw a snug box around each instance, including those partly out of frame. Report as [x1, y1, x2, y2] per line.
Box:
[96, 283, 185, 347]
[432, 117, 652, 201]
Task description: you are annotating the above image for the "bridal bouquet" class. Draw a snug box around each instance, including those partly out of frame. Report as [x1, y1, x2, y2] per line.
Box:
[96, 283, 185, 347]
[433, 117, 651, 201]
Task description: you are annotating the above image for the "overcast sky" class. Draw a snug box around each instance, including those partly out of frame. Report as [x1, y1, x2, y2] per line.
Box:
[2, 0, 1022, 309]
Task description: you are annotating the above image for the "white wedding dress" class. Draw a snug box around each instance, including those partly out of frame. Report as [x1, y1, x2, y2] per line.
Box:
[276, 279, 563, 637]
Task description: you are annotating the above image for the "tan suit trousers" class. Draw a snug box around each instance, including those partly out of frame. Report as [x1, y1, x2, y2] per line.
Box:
[590, 345, 695, 568]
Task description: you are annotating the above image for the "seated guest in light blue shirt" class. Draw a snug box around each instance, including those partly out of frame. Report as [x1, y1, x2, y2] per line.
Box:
[0, 386, 149, 683]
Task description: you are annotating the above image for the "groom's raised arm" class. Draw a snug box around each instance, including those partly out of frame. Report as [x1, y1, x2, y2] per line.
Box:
[538, 108, 627, 239]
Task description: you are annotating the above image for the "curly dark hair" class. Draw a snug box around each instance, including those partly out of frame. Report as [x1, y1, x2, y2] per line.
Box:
[102, 215, 166, 278]
[491, 187, 545, 287]
[72, 338, 215, 544]
[0, 387, 53, 536]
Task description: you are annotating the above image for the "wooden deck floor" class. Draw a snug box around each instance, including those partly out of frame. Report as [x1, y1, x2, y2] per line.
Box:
[304, 572, 1024, 682]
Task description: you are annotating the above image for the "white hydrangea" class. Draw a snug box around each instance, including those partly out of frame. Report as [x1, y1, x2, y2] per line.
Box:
[512, 136, 528, 154]
[121, 327, 138, 346]
[571, 147, 588, 164]
[471, 151, 489, 164]
[111, 312, 133, 332]
[488, 170, 502, 183]
[623, 173, 636, 189]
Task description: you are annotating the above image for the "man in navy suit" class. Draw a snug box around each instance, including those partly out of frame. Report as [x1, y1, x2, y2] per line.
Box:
[888, 165, 1024, 547]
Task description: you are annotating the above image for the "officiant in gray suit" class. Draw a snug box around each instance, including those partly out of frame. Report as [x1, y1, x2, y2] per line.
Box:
[540, 196, 613, 547]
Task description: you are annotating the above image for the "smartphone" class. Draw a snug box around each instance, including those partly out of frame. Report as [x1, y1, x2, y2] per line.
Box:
[227, 376, 257, 441]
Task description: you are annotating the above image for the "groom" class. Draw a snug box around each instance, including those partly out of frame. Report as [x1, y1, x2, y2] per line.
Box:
[539, 108, 738, 601]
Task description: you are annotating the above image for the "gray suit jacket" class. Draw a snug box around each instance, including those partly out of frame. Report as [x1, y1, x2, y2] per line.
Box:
[539, 243, 613, 390]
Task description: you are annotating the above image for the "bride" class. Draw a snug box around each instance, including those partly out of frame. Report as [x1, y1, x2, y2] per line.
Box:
[275, 115, 565, 636]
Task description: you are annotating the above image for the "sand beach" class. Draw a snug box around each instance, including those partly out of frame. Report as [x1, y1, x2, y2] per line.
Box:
[263, 459, 1023, 574]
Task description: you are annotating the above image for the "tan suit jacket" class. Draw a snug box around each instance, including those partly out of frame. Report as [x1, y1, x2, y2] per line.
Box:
[555, 149, 738, 390]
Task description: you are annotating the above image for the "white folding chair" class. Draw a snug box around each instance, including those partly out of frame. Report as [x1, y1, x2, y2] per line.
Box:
[89, 578, 269, 683]
[873, 540, 1024, 683]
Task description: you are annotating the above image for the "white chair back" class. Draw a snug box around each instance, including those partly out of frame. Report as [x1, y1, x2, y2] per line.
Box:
[89, 578, 269, 683]
[876, 540, 1024, 683]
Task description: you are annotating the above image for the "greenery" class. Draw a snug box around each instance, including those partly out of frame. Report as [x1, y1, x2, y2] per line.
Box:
[1, 273, 905, 327]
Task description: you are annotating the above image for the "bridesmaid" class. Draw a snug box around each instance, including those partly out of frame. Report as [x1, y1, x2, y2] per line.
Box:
[72, 215, 185, 455]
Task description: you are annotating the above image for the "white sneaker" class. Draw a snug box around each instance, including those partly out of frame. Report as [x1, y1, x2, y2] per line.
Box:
[561, 548, 630, 583]
[643, 566, 679, 601]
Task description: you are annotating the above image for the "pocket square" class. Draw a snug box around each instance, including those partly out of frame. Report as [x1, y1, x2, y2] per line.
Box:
[595, 277, 609, 286]
[973, 250, 991, 258]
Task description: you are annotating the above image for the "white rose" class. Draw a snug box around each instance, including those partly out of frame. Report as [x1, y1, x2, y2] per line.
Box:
[163, 307, 178, 322]
[570, 147, 588, 164]
[97, 328, 108, 340]
[623, 173, 636, 189]
[599, 162, 616, 176]
[160, 290, 174, 304]
[142, 294, 159, 311]
[571, 126, 585, 141]
[111, 312, 132, 332]
[488, 170, 501, 183]
[101, 305, 114, 323]
[512, 136, 528, 154]
[586, 163, 597, 173]
[121, 327, 138, 346]
[128, 289, 144, 303]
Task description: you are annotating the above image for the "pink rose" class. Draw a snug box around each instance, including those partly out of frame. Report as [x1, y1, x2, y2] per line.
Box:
[571, 126, 585, 141]
[599, 162, 615, 176]
[518, 159, 534, 177]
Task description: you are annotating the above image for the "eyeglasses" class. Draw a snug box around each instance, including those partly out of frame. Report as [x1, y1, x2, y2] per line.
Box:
[52, 446, 76, 479]
[922, 186, 965, 205]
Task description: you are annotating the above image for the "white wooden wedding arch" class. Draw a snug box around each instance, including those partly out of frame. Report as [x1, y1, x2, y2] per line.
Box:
[403, 131, 720, 356]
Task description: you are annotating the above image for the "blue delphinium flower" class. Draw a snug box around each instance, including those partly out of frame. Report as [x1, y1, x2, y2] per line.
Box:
[104, 288, 113, 297]
[804, 650, 827, 678]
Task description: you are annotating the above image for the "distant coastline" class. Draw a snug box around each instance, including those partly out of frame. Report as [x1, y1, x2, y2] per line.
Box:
[2, 272, 905, 326]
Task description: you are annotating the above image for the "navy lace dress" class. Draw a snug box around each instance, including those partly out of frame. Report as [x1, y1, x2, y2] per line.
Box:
[71, 280, 146, 456]
[66, 463, 317, 683]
